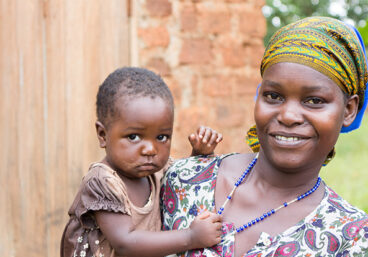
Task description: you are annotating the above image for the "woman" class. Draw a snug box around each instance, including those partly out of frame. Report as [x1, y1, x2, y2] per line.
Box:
[161, 17, 368, 256]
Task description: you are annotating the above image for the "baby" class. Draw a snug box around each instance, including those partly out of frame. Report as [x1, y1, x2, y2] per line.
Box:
[61, 67, 223, 257]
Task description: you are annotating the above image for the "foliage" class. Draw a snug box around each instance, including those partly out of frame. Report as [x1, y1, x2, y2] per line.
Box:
[263, 0, 368, 46]
[358, 21, 368, 45]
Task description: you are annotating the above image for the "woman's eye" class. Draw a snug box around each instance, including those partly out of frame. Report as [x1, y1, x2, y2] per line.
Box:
[127, 134, 140, 142]
[264, 92, 282, 101]
[157, 135, 169, 142]
[305, 98, 324, 105]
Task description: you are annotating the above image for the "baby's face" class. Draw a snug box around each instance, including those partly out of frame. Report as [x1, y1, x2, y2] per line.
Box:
[255, 62, 350, 171]
[103, 96, 173, 179]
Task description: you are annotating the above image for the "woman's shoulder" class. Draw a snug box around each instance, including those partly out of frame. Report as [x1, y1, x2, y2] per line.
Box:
[217, 152, 257, 171]
[162, 153, 236, 184]
[167, 153, 239, 172]
[325, 185, 368, 218]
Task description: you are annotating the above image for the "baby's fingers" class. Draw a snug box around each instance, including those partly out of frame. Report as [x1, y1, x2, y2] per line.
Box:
[197, 126, 206, 140]
[207, 131, 223, 146]
[215, 133, 223, 143]
[188, 133, 198, 147]
[201, 127, 212, 144]
[209, 213, 223, 223]
[198, 211, 211, 220]
[213, 224, 223, 244]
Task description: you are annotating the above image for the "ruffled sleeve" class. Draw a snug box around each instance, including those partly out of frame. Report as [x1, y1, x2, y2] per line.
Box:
[75, 165, 130, 229]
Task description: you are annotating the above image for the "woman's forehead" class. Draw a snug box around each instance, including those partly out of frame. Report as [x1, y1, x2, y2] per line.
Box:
[263, 62, 338, 87]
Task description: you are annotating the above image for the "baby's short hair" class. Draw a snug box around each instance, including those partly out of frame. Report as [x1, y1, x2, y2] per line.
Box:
[96, 67, 173, 126]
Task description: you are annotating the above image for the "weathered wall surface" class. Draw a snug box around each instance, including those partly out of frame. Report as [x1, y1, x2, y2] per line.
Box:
[132, 0, 266, 157]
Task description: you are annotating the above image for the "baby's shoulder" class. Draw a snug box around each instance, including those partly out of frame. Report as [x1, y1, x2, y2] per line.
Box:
[78, 163, 126, 197]
[83, 162, 119, 182]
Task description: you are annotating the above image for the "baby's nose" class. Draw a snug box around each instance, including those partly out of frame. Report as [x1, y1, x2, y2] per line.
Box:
[141, 141, 157, 156]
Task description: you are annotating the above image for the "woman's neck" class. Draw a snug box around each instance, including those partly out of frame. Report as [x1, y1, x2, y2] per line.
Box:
[248, 150, 322, 196]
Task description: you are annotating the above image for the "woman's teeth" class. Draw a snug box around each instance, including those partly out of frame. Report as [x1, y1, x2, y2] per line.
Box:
[275, 135, 302, 142]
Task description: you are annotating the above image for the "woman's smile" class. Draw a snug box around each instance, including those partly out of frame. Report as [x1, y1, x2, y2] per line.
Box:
[272, 134, 308, 145]
[269, 131, 312, 148]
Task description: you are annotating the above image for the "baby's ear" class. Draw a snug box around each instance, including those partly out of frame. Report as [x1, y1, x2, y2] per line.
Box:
[343, 95, 359, 127]
[95, 121, 107, 148]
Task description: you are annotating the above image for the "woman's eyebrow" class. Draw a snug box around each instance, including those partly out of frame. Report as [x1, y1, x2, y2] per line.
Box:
[301, 85, 333, 93]
[262, 80, 282, 88]
[263, 80, 333, 93]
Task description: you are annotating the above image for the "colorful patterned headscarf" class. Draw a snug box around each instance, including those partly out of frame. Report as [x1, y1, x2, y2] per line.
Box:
[247, 17, 368, 164]
[262, 16, 367, 109]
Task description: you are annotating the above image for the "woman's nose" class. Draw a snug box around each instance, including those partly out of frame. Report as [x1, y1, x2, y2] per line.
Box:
[141, 141, 157, 156]
[277, 100, 304, 126]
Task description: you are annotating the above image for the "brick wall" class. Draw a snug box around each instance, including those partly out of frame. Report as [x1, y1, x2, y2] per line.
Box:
[132, 0, 266, 157]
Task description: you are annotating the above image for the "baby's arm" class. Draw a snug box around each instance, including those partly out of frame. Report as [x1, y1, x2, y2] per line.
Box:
[189, 126, 223, 156]
[95, 210, 222, 257]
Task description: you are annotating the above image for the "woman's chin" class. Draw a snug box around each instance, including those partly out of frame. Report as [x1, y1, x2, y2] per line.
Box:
[266, 152, 320, 172]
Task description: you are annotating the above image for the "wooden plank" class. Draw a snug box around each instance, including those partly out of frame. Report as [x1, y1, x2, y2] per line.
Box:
[0, 1, 19, 255]
[17, 0, 47, 255]
[0, 1, 130, 256]
[42, 0, 68, 255]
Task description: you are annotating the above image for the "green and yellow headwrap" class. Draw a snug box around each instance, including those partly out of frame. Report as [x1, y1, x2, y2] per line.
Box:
[261, 16, 367, 108]
[246, 16, 368, 165]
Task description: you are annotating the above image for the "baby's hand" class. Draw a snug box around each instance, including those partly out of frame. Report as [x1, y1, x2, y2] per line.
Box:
[188, 211, 222, 249]
[189, 126, 223, 156]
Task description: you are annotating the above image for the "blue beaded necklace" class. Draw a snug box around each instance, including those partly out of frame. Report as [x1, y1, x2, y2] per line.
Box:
[217, 153, 322, 234]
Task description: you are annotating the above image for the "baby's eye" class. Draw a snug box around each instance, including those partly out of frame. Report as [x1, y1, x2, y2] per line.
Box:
[264, 92, 282, 102]
[157, 135, 169, 142]
[127, 134, 140, 142]
[305, 97, 324, 105]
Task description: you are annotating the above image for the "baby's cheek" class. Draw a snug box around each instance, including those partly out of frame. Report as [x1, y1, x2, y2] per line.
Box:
[159, 146, 171, 161]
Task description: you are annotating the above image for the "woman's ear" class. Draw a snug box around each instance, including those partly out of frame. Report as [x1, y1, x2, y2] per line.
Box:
[95, 121, 107, 148]
[343, 94, 359, 127]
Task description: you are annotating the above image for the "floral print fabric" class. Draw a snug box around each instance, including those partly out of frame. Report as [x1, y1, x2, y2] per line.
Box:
[161, 154, 368, 257]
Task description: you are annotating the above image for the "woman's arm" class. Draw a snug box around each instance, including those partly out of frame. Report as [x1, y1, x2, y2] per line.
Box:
[95, 210, 222, 257]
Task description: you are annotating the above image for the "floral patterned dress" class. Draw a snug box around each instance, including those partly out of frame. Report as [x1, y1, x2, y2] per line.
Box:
[161, 154, 368, 257]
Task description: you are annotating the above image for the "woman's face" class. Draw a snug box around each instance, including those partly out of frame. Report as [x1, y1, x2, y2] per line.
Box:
[255, 62, 355, 171]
